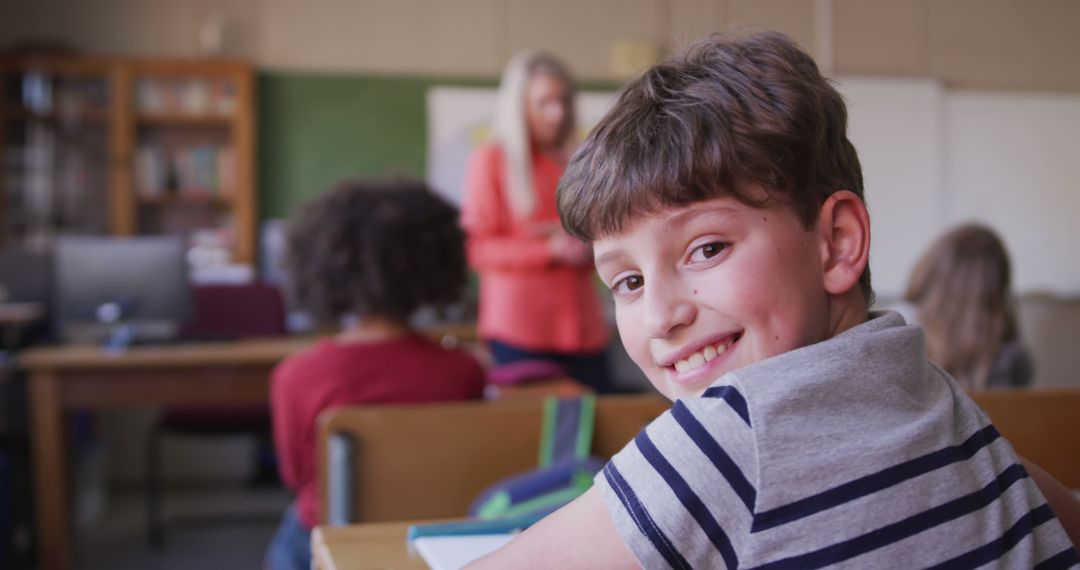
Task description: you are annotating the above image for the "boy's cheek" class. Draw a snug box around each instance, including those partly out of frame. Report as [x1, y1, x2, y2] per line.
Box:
[618, 335, 662, 396]
[634, 355, 676, 400]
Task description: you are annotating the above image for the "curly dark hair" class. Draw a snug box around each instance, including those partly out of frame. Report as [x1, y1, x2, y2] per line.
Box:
[285, 179, 467, 325]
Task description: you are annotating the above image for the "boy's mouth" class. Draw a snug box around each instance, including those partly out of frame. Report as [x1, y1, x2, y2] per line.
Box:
[661, 331, 743, 375]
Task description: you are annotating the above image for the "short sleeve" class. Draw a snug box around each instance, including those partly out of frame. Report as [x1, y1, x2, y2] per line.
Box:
[594, 390, 759, 569]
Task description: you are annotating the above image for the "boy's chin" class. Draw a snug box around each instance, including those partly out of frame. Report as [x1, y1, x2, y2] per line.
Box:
[654, 378, 712, 401]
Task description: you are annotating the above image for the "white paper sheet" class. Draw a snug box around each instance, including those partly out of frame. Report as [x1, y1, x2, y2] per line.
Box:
[412, 534, 515, 570]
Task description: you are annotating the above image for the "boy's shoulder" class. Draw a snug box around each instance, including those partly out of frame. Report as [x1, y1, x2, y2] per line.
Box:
[596, 313, 1074, 568]
[728, 311, 919, 401]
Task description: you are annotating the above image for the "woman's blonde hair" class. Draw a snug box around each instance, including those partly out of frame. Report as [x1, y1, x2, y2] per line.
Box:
[490, 50, 577, 219]
[903, 223, 1019, 390]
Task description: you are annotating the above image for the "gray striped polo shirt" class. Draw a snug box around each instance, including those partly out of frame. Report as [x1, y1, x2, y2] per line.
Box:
[597, 312, 1078, 569]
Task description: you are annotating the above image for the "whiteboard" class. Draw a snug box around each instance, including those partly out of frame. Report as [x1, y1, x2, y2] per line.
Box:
[837, 77, 946, 299]
[426, 87, 615, 207]
[837, 79, 1080, 297]
[946, 92, 1080, 295]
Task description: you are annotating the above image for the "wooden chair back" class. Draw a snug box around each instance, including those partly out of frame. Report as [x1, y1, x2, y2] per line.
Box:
[316, 394, 669, 524]
[970, 388, 1080, 488]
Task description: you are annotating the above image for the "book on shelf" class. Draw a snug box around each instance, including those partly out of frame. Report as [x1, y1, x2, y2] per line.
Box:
[135, 144, 234, 200]
[135, 146, 167, 198]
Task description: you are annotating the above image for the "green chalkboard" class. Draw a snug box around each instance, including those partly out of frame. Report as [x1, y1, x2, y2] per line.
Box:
[257, 72, 495, 221]
[256, 71, 617, 222]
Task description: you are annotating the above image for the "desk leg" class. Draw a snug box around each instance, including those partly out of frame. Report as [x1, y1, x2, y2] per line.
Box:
[30, 370, 71, 570]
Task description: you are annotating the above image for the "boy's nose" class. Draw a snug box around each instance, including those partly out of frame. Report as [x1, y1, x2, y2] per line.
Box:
[644, 287, 696, 340]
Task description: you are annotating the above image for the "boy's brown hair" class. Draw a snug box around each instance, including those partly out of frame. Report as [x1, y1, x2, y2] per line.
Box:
[558, 31, 872, 300]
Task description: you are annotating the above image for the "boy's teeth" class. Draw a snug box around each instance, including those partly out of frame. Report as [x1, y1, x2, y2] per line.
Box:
[673, 340, 734, 373]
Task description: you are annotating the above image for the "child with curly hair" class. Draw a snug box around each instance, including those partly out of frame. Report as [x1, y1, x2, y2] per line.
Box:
[265, 179, 486, 570]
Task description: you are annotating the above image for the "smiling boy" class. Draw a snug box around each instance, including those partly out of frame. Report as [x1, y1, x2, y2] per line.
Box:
[470, 32, 1079, 569]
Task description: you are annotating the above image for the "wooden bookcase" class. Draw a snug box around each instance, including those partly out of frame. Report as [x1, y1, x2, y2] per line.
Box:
[0, 54, 256, 265]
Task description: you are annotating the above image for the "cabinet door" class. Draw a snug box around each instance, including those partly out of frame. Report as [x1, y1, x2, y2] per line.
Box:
[126, 63, 253, 266]
[1, 59, 113, 249]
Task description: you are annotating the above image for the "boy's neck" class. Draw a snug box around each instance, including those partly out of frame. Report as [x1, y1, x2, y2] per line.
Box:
[829, 289, 871, 338]
[335, 316, 410, 344]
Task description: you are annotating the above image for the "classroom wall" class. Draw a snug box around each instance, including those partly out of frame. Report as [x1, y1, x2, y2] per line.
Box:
[2, 0, 1079, 90]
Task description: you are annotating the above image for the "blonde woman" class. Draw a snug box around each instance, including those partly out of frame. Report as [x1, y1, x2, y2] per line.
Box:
[903, 223, 1033, 390]
[461, 51, 611, 391]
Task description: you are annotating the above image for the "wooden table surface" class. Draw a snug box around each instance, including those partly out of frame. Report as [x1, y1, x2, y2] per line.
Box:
[313, 521, 437, 570]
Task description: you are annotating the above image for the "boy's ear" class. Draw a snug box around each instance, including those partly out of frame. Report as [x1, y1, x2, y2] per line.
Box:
[817, 190, 870, 296]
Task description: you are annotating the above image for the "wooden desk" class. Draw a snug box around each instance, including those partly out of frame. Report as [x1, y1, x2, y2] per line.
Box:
[18, 322, 478, 570]
[970, 387, 1080, 488]
[312, 521, 434, 570]
[20, 337, 307, 570]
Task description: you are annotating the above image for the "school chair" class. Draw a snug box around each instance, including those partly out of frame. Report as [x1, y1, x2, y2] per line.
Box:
[970, 387, 1080, 489]
[317, 394, 670, 525]
[145, 282, 288, 546]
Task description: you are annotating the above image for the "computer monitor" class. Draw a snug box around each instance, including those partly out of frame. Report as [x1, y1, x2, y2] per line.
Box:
[54, 236, 192, 344]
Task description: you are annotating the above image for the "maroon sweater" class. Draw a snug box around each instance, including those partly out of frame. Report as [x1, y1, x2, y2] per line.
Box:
[270, 333, 486, 528]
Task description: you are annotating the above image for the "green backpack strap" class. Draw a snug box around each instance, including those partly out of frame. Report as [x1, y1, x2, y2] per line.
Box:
[538, 395, 596, 468]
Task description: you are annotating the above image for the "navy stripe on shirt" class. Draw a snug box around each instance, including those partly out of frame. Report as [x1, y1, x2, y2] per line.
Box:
[636, 430, 739, 569]
[748, 463, 1029, 570]
[752, 424, 1002, 532]
[603, 462, 691, 570]
[925, 503, 1056, 570]
[672, 400, 756, 513]
[1034, 547, 1080, 570]
[701, 385, 751, 427]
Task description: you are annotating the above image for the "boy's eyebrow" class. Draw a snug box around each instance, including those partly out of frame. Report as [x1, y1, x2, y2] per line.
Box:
[593, 248, 626, 269]
[661, 204, 743, 232]
[594, 205, 744, 268]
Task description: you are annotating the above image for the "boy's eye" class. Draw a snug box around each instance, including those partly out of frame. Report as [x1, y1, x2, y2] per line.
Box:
[690, 241, 729, 262]
[612, 275, 644, 294]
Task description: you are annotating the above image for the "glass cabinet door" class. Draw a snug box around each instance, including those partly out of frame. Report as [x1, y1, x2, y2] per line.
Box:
[1, 59, 112, 250]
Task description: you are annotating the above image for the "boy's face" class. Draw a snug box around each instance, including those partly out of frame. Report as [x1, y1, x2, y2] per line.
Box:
[593, 194, 832, 400]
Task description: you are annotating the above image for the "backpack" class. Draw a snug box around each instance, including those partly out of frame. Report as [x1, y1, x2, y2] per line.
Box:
[468, 395, 602, 519]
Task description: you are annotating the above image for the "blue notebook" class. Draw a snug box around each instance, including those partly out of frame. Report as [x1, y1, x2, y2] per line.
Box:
[406, 512, 546, 541]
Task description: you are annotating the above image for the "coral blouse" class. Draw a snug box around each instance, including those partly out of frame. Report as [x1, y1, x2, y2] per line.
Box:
[461, 143, 609, 354]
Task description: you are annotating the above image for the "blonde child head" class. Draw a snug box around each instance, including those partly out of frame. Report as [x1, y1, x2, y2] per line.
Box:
[904, 223, 1020, 389]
